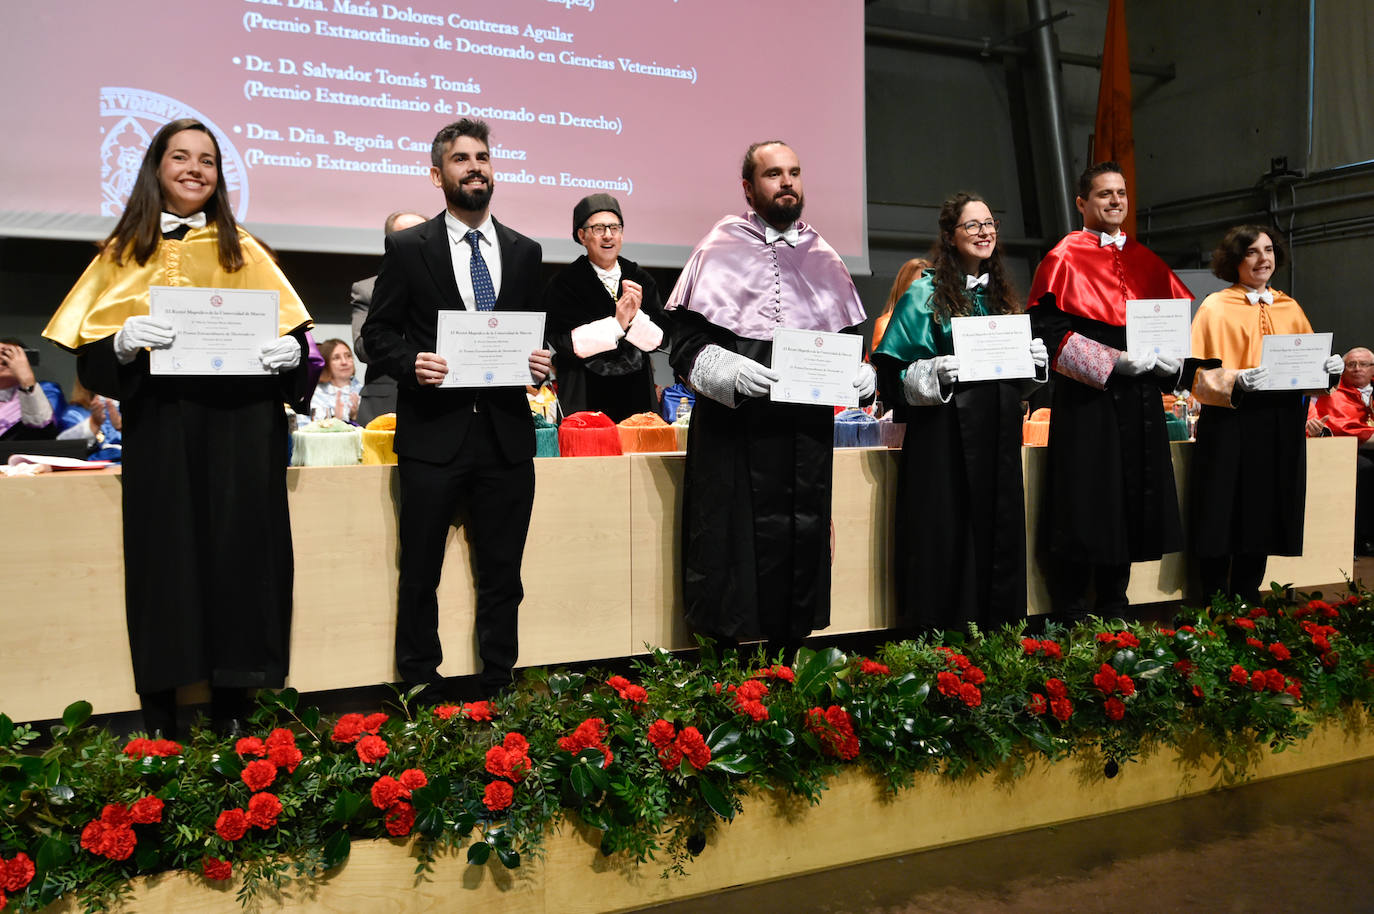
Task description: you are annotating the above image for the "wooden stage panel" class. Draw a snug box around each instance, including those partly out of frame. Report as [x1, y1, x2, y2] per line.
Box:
[0, 439, 1356, 722]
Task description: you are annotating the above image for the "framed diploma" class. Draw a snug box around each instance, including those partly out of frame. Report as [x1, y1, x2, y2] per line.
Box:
[1258, 332, 1333, 391]
[949, 313, 1035, 382]
[148, 286, 279, 376]
[435, 310, 546, 388]
[770, 327, 863, 407]
[1126, 298, 1192, 361]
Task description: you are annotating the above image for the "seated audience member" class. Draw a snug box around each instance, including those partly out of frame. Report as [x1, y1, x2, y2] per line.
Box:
[544, 194, 666, 422]
[57, 379, 123, 460]
[312, 339, 362, 422]
[1308, 347, 1374, 554]
[0, 338, 58, 441]
[869, 257, 931, 354]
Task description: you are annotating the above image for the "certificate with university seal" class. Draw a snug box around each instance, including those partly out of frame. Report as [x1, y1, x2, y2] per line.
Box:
[435, 310, 546, 388]
[949, 313, 1035, 382]
[1258, 332, 1333, 391]
[1126, 298, 1192, 360]
[148, 286, 278, 375]
[770, 327, 863, 407]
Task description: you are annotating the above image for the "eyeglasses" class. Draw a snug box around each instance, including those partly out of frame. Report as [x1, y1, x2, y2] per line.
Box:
[958, 219, 1000, 235]
[1348, 361, 1374, 369]
[583, 223, 623, 238]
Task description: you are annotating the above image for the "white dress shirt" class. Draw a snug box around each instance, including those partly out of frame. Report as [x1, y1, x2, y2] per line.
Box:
[443, 211, 502, 310]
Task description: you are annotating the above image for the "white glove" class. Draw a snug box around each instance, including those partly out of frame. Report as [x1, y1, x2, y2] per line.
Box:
[1324, 355, 1345, 376]
[113, 316, 175, 363]
[853, 362, 876, 400]
[258, 336, 301, 372]
[1153, 354, 1182, 379]
[1236, 367, 1269, 392]
[1115, 352, 1156, 376]
[735, 358, 780, 398]
[1029, 337, 1048, 369]
[933, 355, 959, 386]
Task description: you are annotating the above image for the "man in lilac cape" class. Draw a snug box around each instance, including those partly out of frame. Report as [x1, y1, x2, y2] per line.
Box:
[665, 141, 872, 659]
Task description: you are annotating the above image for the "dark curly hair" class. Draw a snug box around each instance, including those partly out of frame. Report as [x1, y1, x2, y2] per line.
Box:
[1209, 224, 1288, 284]
[925, 192, 1019, 324]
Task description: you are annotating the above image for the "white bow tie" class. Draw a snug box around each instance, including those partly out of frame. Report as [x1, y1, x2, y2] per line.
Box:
[161, 211, 207, 234]
[965, 273, 989, 290]
[765, 224, 799, 247]
[1099, 232, 1126, 250]
[1245, 289, 1274, 305]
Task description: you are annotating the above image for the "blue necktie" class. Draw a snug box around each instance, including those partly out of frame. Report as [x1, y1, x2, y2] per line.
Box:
[466, 230, 496, 311]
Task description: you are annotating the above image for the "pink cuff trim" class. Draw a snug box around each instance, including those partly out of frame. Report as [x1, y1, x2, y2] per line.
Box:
[1053, 332, 1119, 390]
[625, 316, 664, 351]
[572, 316, 625, 358]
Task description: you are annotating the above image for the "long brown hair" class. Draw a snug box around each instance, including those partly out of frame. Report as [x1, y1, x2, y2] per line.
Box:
[102, 118, 244, 272]
[870, 257, 930, 351]
[927, 192, 1019, 323]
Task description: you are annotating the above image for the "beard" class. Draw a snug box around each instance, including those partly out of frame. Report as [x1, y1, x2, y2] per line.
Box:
[442, 170, 493, 213]
[752, 188, 804, 227]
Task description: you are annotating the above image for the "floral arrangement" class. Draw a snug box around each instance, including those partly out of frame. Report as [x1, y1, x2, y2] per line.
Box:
[3, 585, 1374, 911]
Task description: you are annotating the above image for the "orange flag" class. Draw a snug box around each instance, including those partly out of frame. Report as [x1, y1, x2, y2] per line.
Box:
[1092, 0, 1136, 238]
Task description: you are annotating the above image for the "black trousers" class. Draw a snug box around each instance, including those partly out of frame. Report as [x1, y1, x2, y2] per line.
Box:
[1357, 453, 1374, 546]
[1198, 553, 1268, 605]
[395, 413, 535, 692]
[1050, 559, 1131, 617]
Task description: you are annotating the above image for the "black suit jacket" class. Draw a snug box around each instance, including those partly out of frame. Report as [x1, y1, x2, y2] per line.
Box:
[361, 212, 544, 464]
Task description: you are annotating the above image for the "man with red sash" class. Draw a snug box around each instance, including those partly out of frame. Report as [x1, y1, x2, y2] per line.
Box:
[1308, 347, 1374, 554]
[1028, 162, 1195, 617]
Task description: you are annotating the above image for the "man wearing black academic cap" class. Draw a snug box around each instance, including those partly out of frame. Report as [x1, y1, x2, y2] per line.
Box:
[542, 194, 666, 421]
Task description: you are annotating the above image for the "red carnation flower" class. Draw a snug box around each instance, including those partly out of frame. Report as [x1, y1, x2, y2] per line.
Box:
[398, 768, 428, 791]
[1159, 628, 1177, 637]
[235, 736, 267, 758]
[736, 679, 768, 701]
[1092, 664, 1119, 695]
[80, 821, 107, 854]
[1234, 618, 1256, 630]
[1285, 681, 1303, 700]
[1246, 637, 1264, 649]
[859, 658, 891, 675]
[129, 796, 164, 825]
[267, 743, 303, 773]
[806, 706, 860, 760]
[1095, 632, 1113, 643]
[1173, 659, 1196, 676]
[203, 856, 233, 881]
[105, 828, 136, 861]
[936, 671, 961, 697]
[247, 792, 282, 829]
[331, 713, 365, 744]
[464, 701, 495, 721]
[1021, 638, 1039, 655]
[1229, 664, 1249, 685]
[356, 735, 389, 764]
[962, 665, 986, 686]
[753, 664, 796, 682]
[1269, 642, 1292, 661]
[361, 713, 388, 733]
[1027, 693, 1047, 715]
[676, 726, 712, 769]
[1117, 632, 1140, 648]
[483, 780, 514, 812]
[265, 727, 296, 750]
[647, 719, 677, 749]
[1249, 671, 1267, 692]
[241, 759, 277, 792]
[384, 801, 416, 836]
[1117, 676, 1135, 697]
[2, 853, 35, 892]
[1050, 697, 1073, 721]
[958, 682, 982, 707]
[101, 802, 133, 829]
[607, 674, 631, 691]
[1264, 669, 1285, 692]
[1104, 697, 1126, 721]
[951, 653, 972, 671]
[434, 705, 460, 720]
[503, 732, 529, 755]
[1041, 640, 1063, 659]
[1180, 625, 1196, 633]
[215, 809, 249, 842]
[371, 776, 407, 810]
[1045, 678, 1068, 699]
[1249, 607, 1269, 619]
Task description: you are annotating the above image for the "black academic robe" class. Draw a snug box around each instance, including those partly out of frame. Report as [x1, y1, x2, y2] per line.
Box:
[78, 334, 311, 695]
[544, 255, 663, 422]
[669, 310, 843, 643]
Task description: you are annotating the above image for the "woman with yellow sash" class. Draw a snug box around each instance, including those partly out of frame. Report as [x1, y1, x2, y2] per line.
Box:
[44, 118, 314, 736]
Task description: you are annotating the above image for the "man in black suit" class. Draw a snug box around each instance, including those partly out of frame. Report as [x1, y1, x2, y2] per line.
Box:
[361, 118, 550, 698]
[351, 210, 426, 425]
